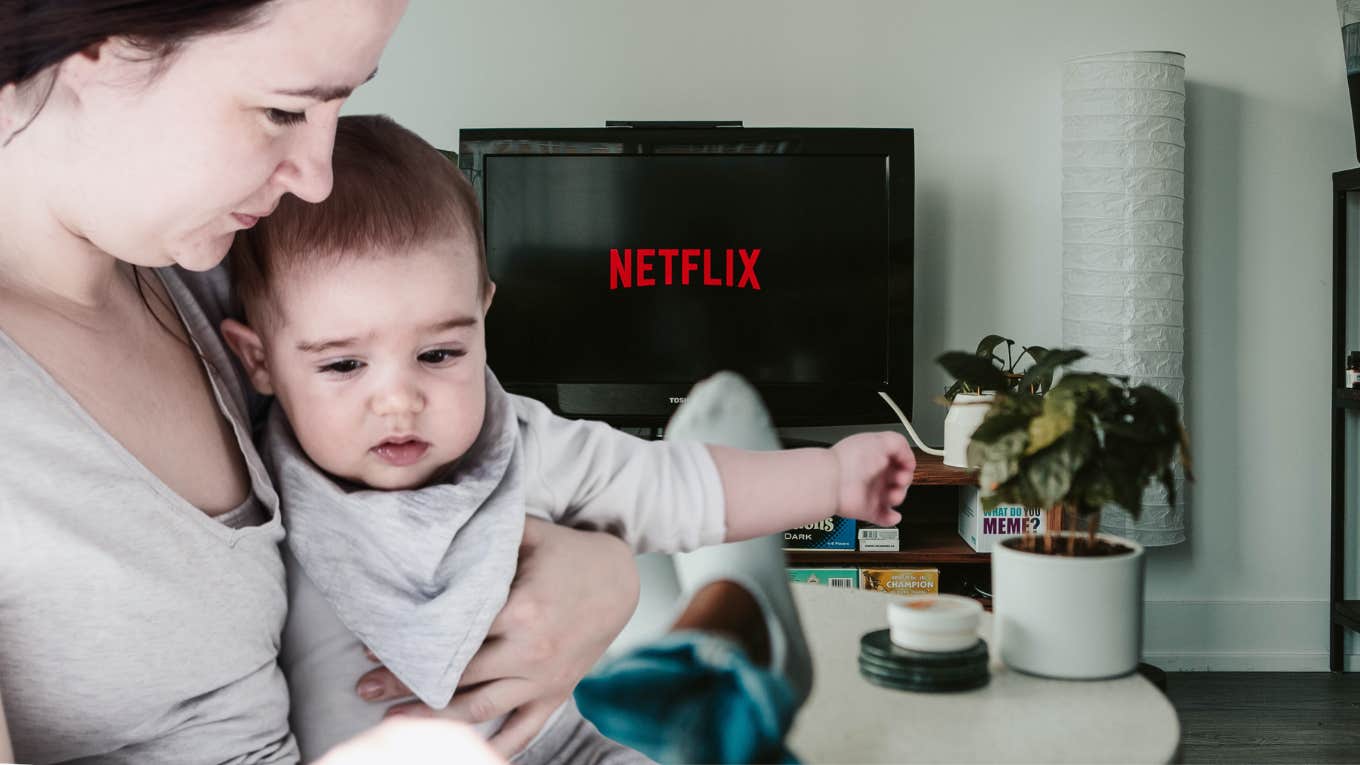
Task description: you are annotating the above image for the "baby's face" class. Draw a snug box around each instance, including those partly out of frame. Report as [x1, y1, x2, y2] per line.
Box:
[262, 239, 491, 490]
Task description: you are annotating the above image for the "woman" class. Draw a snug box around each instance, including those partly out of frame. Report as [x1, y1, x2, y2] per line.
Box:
[0, 1, 640, 762]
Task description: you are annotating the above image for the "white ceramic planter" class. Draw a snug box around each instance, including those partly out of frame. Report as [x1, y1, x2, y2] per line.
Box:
[943, 393, 995, 468]
[991, 532, 1145, 679]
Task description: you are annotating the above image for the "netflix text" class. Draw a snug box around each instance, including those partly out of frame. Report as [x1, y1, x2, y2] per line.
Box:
[609, 248, 761, 290]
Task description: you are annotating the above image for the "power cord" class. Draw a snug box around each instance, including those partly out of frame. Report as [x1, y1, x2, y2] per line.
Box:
[877, 391, 945, 456]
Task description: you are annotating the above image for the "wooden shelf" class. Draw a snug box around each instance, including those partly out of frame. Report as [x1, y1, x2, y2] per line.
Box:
[911, 452, 979, 486]
[1335, 388, 1360, 410]
[786, 524, 988, 566]
[784, 464, 989, 609]
[1335, 600, 1360, 632]
[1335, 167, 1360, 192]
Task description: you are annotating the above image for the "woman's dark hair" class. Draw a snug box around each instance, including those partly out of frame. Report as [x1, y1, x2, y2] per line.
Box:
[0, 1, 281, 346]
[2, 1, 277, 143]
[2, 1, 277, 86]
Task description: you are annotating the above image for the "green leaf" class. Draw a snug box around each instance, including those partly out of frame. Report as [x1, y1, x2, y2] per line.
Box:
[1129, 385, 1181, 439]
[1016, 346, 1050, 392]
[969, 392, 1043, 444]
[972, 430, 1029, 492]
[1074, 461, 1118, 511]
[1019, 346, 1049, 366]
[960, 353, 1186, 526]
[975, 334, 1013, 359]
[937, 351, 1009, 393]
[1023, 438, 1084, 509]
[1025, 393, 1077, 455]
[944, 379, 964, 400]
[969, 411, 1030, 445]
[1017, 348, 1087, 394]
[1048, 371, 1114, 403]
[1159, 464, 1178, 506]
[1106, 449, 1147, 515]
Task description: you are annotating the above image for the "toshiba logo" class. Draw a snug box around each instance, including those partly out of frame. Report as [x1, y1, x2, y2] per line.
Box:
[668, 396, 686, 404]
[609, 248, 761, 290]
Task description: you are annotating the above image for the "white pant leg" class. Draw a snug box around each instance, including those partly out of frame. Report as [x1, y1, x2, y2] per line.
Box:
[605, 372, 813, 704]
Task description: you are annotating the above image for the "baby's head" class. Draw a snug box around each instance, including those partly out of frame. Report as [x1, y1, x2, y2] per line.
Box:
[222, 114, 492, 491]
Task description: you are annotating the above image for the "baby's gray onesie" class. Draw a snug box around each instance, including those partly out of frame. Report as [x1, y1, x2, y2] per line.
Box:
[269, 370, 725, 762]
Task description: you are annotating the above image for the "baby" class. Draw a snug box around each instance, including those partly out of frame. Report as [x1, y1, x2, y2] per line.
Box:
[220, 114, 915, 762]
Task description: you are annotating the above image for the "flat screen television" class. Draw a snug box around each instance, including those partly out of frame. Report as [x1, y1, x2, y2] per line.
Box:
[457, 125, 913, 427]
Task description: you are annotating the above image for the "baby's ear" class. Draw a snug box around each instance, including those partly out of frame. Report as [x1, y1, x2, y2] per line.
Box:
[0, 82, 20, 145]
[482, 280, 497, 315]
[220, 319, 275, 395]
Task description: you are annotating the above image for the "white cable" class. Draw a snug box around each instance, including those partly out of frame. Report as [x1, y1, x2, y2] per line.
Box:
[878, 390, 945, 456]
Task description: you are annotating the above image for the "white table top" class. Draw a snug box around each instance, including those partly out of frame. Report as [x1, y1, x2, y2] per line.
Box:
[787, 584, 1180, 764]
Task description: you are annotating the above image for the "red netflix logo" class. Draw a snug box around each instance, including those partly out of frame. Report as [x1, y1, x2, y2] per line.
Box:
[609, 248, 761, 290]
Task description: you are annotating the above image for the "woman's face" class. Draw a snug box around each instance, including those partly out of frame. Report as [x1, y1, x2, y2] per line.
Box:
[43, 0, 408, 271]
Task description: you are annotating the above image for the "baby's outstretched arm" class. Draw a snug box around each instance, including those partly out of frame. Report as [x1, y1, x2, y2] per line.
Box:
[713, 432, 915, 542]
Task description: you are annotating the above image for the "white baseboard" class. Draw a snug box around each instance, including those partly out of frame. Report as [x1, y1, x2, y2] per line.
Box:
[1142, 600, 1360, 671]
[1142, 651, 1360, 671]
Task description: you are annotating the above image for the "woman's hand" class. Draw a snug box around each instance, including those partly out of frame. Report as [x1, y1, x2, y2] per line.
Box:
[358, 518, 640, 756]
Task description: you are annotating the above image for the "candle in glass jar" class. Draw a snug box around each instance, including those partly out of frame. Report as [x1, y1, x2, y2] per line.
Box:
[887, 594, 983, 653]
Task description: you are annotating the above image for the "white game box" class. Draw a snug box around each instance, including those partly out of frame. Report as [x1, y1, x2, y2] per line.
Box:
[958, 486, 1046, 553]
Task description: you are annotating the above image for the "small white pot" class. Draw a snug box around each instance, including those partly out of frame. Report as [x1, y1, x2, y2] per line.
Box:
[943, 393, 995, 468]
[991, 532, 1145, 679]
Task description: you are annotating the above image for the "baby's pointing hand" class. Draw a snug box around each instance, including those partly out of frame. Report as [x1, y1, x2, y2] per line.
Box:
[830, 431, 915, 526]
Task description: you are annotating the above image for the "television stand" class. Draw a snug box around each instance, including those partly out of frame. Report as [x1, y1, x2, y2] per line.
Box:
[784, 452, 990, 606]
[636, 428, 825, 450]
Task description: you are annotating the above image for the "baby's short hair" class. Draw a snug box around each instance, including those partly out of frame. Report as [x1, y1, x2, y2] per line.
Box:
[230, 114, 487, 330]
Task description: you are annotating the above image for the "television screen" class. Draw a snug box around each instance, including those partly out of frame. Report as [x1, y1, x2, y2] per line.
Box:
[484, 154, 889, 385]
[459, 128, 912, 426]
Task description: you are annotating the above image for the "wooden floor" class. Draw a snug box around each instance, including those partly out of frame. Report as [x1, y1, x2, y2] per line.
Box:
[1164, 672, 1360, 763]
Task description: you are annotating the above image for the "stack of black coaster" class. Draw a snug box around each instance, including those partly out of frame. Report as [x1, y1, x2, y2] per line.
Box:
[858, 629, 989, 692]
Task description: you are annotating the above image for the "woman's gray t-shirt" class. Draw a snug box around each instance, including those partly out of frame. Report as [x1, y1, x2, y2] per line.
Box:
[0, 267, 298, 764]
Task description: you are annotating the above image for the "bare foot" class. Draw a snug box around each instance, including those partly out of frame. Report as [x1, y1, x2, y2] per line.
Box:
[668, 579, 771, 667]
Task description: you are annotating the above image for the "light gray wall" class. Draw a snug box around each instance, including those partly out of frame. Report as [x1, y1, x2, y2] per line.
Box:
[345, 0, 1358, 670]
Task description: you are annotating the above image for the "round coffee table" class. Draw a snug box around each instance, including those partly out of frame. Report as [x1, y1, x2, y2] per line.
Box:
[788, 584, 1180, 763]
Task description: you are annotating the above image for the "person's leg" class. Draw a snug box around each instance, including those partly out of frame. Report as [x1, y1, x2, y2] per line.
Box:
[668, 580, 768, 666]
[662, 371, 813, 704]
[604, 372, 812, 703]
[576, 372, 812, 764]
[604, 553, 684, 659]
[576, 576, 802, 764]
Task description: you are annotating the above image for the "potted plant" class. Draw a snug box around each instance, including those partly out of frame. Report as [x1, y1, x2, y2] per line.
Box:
[937, 336, 1054, 468]
[939, 347, 1191, 679]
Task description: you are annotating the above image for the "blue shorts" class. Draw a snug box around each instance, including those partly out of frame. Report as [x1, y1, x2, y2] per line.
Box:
[575, 631, 800, 764]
